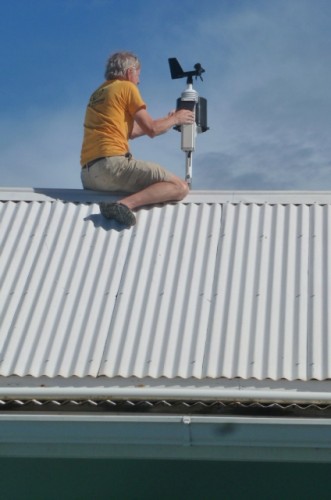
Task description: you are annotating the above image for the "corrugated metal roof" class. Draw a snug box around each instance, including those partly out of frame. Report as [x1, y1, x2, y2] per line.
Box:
[1, 189, 331, 388]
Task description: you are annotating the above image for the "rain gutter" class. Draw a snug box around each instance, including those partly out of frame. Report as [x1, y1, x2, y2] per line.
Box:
[1, 384, 331, 404]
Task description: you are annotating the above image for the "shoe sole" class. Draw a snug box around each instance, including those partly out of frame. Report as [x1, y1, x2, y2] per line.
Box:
[99, 202, 136, 226]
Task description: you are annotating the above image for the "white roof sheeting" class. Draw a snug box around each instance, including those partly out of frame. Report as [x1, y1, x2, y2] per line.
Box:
[1, 189, 331, 399]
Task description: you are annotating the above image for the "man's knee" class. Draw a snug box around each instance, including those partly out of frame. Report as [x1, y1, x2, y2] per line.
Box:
[171, 178, 189, 200]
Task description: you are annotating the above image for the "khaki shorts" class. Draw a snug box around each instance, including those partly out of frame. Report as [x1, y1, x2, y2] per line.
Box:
[81, 155, 172, 192]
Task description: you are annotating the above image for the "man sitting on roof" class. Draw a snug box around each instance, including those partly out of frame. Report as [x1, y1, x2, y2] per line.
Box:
[80, 51, 194, 227]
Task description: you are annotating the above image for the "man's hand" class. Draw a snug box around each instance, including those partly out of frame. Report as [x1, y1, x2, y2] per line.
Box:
[171, 109, 195, 126]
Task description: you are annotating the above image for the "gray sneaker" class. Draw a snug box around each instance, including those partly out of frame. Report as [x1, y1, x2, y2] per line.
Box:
[99, 202, 136, 226]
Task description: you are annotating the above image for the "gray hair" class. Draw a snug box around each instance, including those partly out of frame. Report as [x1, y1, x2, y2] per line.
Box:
[104, 51, 140, 80]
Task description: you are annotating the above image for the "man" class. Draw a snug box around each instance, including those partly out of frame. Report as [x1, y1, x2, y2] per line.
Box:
[80, 51, 195, 226]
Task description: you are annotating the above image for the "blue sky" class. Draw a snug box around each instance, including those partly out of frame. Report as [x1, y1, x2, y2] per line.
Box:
[1, 0, 330, 190]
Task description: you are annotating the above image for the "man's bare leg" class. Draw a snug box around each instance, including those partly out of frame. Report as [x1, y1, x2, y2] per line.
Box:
[99, 175, 189, 226]
[119, 176, 189, 210]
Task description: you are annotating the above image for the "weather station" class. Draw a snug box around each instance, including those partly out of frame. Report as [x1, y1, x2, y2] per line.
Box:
[168, 57, 209, 186]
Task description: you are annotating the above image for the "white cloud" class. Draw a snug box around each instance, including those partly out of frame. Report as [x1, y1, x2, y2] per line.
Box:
[189, 0, 331, 189]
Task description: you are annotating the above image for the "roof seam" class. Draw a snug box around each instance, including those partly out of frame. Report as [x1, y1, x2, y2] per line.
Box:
[202, 203, 225, 376]
[96, 227, 136, 377]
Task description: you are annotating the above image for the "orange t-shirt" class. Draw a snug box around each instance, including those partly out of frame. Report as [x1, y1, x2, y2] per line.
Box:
[80, 79, 146, 166]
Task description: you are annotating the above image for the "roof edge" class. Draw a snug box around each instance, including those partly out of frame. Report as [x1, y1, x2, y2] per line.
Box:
[2, 186, 331, 204]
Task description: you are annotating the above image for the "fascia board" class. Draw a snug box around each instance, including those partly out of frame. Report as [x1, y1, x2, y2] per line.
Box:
[1, 414, 331, 462]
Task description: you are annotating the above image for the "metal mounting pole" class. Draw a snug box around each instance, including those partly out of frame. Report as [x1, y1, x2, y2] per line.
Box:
[185, 151, 193, 187]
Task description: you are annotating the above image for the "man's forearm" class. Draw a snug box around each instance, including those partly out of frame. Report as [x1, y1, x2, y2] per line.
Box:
[151, 114, 177, 137]
[133, 109, 176, 139]
[133, 108, 194, 139]
[131, 115, 174, 138]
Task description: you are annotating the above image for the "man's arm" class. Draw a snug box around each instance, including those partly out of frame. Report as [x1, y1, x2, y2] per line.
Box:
[130, 119, 147, 139]
[130, 108, 194, 139]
